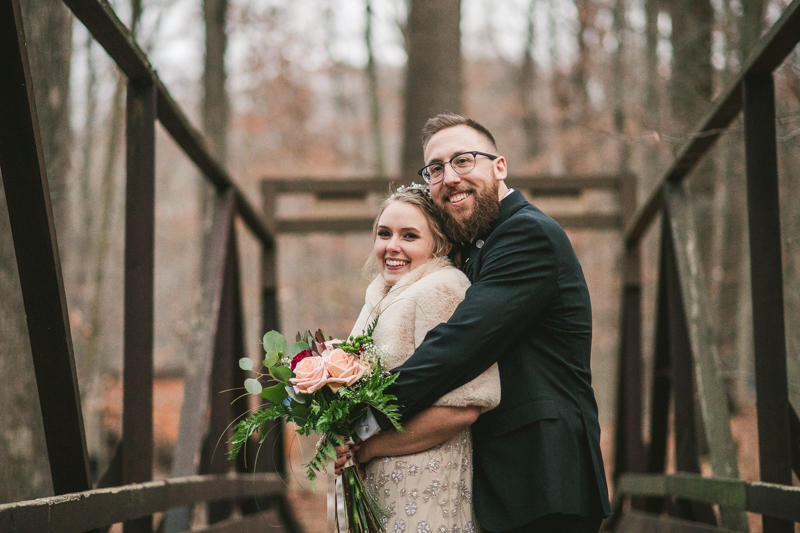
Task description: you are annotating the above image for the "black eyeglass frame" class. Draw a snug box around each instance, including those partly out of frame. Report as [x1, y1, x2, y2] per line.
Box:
[417, 151, 499, 185]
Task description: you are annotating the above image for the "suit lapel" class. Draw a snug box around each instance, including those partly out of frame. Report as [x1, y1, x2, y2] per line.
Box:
[461, 190, 529, 282]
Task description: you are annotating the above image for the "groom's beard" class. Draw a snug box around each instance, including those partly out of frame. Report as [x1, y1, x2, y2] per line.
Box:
[434, 177, 500, 243]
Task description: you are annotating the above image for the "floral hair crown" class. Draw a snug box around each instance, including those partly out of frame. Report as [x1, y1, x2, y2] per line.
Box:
[392, 182, 431, 198]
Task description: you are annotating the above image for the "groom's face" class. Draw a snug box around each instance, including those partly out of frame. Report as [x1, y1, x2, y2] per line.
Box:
[424, 125, 508, 242]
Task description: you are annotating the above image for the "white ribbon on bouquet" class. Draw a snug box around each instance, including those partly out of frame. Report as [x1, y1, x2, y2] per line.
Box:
[327, 437, 356, 533]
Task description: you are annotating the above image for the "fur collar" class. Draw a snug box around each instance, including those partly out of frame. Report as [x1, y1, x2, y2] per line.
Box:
[364, 256, 455, 312]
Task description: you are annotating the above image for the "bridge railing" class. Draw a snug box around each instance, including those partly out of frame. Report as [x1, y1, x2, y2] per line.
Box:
[611, 1, 800, 532]
[0, 0, 297, 531]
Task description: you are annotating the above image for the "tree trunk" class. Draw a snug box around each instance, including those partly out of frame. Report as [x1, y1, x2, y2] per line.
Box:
[0, 0, 72, 503]
[519, 0, 542, 160]
[401, 0, 462, 177]
[668, 0, 714, 275]
[365, 0, 386, 176]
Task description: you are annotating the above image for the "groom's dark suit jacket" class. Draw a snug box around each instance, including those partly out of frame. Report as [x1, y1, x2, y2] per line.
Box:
[376, 190, 611, 531]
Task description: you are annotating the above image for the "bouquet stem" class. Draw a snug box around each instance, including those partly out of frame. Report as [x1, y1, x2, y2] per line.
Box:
[333, 464, 387, 532]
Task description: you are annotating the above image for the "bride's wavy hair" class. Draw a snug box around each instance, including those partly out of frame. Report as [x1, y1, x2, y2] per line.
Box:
[364, 185, 454, 277]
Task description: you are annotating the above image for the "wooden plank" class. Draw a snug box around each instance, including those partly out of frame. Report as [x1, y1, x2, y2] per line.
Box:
[192, 510, 284, 533]
[0, 473, 283, 533]
[123, 79, 157, 533]
[623, 0, 800, 247]
[618, 473, 747, 509]
[277, 213, 621, 234]
[201, 224, 239, 524]
[662, 183, 746, 531]
[644, 217, 673, 514]
[163, 191, 236, 533]
[268, 174, 625, 195]
[0, 0, 93, 496]
[662, 214, 718, 526]
[616, 511, 742, 533]
[746, 482, 800, 523]
[613, 176, 645, 482]
[743, 73, 793, 533]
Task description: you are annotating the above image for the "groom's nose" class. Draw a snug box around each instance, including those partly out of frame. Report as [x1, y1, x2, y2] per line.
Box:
[441, 164, 462, 187]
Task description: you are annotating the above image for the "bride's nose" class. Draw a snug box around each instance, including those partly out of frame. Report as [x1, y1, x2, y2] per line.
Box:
[386, 235, 401, 252]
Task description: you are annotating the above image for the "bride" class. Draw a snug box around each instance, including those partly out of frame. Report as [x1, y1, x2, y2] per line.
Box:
[346, 185, 500, 533]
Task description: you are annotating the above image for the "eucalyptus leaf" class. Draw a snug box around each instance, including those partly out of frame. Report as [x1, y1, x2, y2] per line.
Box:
[262, 331, 287, 355]
[238, 357, 253, 371]
[272, 365, 293, 382]
[286, 386, 306, 404]
[244, 378, 263, 395]
[264, 351, 279, 367]
[261, 383, 289, 404]
[287, 340, 309, 359]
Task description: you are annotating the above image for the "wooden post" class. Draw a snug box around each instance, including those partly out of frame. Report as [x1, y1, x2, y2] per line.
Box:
[200, 224, 237, 524]
[743, 73, 792, 533]
[614, 175, 645, 484]
[122, 79, 156, 533]
[663, 211, 716, 525]
[163, 191, 236, 533]
[0, 0, 93, 496]
[257, 180, 284, 476]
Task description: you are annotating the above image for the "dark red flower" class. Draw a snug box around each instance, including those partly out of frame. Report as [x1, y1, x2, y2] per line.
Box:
[290, 349, 314, 370]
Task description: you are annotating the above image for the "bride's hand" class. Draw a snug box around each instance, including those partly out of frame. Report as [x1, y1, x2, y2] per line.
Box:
[333, 438, 361, 476]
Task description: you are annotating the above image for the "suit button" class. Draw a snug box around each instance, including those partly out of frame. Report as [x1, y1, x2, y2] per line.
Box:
[476, 239, 484, 248]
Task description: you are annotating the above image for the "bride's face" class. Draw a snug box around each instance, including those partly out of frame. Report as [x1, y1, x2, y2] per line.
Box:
[374, 201, 436, 287]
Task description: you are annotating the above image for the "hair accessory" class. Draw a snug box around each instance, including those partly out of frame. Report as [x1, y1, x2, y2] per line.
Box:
[392, 182, 431, 198]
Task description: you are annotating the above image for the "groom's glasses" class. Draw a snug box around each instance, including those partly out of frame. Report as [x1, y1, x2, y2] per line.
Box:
[417, 151, 498, 185]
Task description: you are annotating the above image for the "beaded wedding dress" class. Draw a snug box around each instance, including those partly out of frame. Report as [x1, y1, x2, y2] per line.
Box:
[350, 258, 501, 533]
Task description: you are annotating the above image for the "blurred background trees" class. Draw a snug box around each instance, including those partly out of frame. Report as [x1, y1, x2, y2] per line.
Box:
[1, 0, 799, 519]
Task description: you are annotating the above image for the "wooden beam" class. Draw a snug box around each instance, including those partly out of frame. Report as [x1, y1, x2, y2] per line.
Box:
[0, 0, 93, 496]
[265, 174, 625, 201]
[60, 0, 273, 248]
[662, 183, 746, 530]
[623, 0, 800, 247]
[616, 472, 800, 523]
[276, 213, 621, 234]
[163, 191, 236, 533]
[0, 473, 283, 533]
[122, 79, 157, 533]
[743, 73, 793, 533]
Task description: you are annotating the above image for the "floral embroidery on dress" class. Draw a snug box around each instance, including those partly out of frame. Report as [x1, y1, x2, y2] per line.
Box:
[366, 429, 480, 532]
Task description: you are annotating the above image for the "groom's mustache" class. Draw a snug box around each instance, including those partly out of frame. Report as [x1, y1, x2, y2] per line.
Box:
[439, 186, 474, 202]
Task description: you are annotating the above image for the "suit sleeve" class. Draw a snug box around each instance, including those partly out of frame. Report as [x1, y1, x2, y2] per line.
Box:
[377, 215, 559, 427]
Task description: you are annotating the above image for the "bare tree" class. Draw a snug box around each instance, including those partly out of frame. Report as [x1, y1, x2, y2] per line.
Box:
[519, 0, 542, 160]
[0, 0, 72, 503]
[401, 0, 463, 177]
[668, 0, 715, 273]
[366, 0, 386, 176]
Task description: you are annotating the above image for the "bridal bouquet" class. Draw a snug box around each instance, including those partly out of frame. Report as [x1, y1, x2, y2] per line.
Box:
[229, 318, 402, 532]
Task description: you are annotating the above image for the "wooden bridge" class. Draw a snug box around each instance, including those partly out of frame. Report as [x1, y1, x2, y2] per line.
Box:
[0, 0, 799, 531]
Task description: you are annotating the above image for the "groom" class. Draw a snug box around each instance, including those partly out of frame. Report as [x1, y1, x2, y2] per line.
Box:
[366, 114, 611, 533]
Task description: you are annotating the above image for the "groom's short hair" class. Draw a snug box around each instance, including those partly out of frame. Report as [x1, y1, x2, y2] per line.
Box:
[421, 113, 497, 152]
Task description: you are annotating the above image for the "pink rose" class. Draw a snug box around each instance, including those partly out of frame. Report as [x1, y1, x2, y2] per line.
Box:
[322, 349, 368, 393]
[323, 339, 343, 351]
[290, 355, 329, 394]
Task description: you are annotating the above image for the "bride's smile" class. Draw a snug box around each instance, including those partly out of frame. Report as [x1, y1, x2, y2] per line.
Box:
[373, 201, 436, 287]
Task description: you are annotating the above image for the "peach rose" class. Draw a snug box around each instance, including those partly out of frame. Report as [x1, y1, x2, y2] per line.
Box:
[323, 339, 343, 351]
[290, 355, 329, 394]
[322, 349, 368, 392]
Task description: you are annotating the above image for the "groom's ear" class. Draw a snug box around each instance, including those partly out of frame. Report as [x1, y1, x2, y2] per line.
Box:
[493, 156, 508, 182]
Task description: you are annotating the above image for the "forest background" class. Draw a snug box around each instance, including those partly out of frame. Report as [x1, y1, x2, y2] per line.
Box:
[1, 0, 799, 527]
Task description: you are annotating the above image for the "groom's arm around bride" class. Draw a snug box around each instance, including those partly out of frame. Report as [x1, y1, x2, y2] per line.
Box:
[373, 114, 612, 533]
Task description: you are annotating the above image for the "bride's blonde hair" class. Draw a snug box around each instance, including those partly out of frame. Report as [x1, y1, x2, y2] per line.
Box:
[364, 185, 452, 276]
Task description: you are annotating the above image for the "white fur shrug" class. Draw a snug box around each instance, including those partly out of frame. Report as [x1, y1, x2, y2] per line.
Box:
[350, 257, 501, 413]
